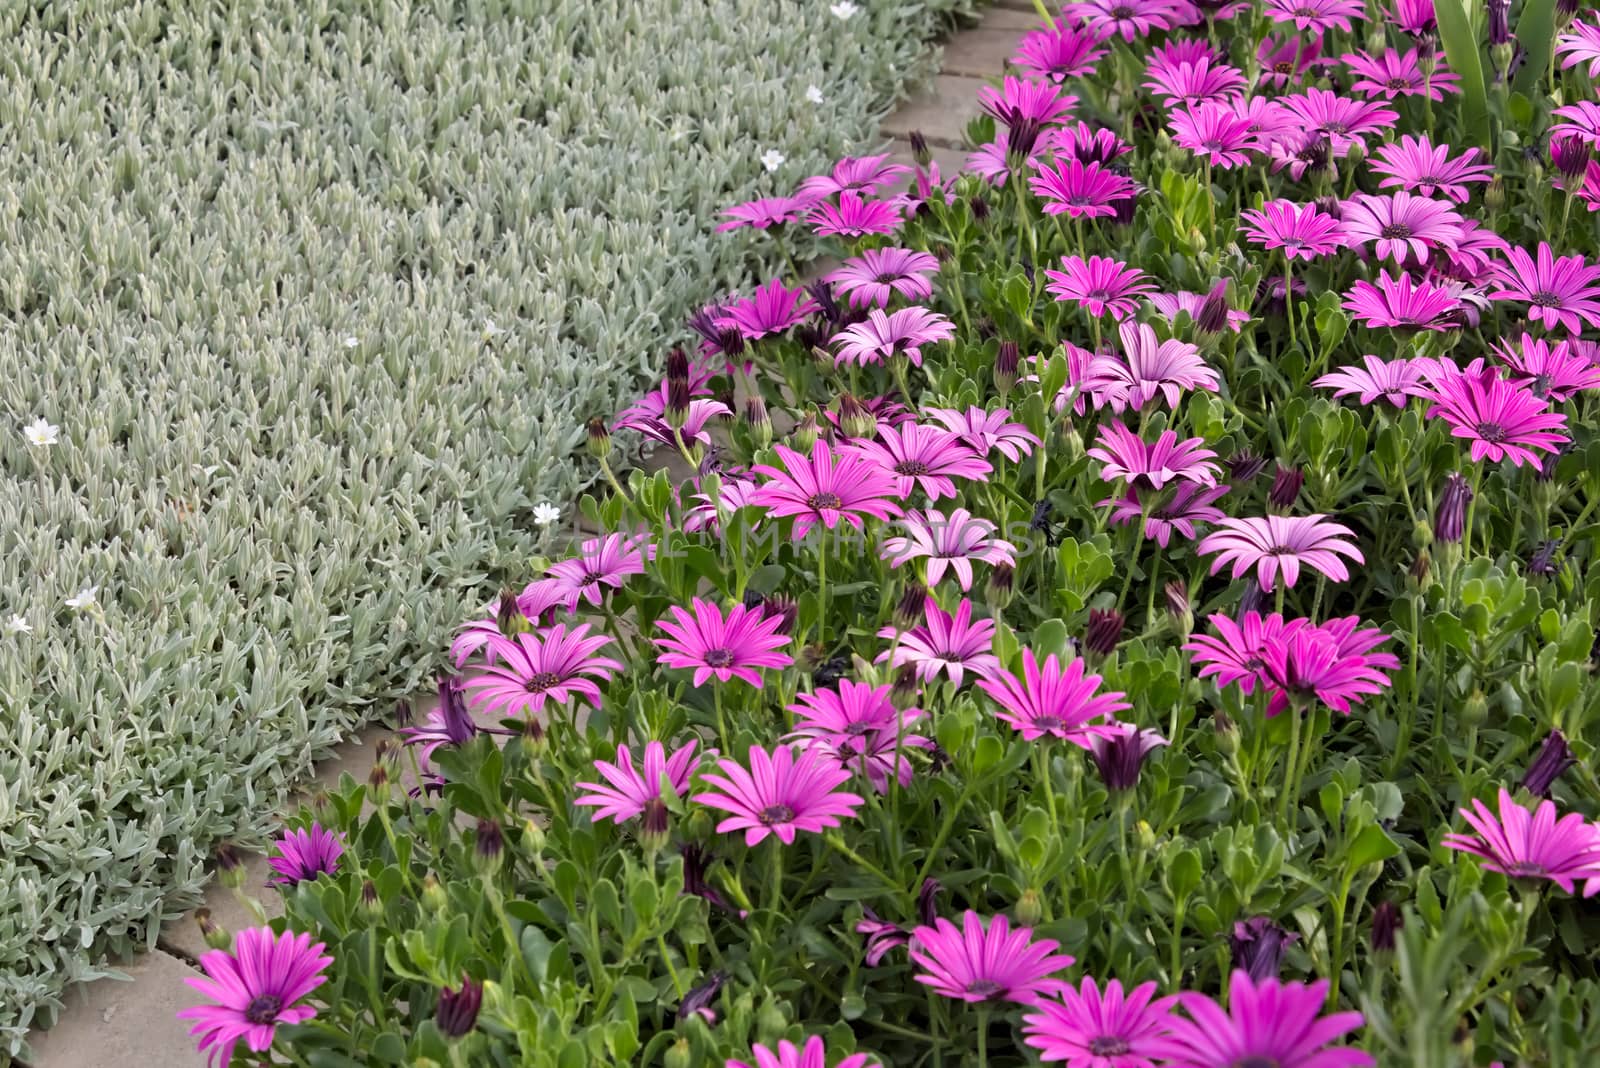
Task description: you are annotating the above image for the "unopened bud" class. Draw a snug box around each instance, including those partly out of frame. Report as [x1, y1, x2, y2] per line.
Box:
[195, 908, 232, 951]
[1015, 888, 1044, 927]
[891, 665, 921, 712]
[1370, 900, 1403, 954]
[361, 879, 382, 916]
[1084, 608, 1124, 657]
[985, 563, 1016, 610]
[665, 1040, 695, 1068]
[1462, 689, 1489, 727]
[586, 417, 612, 459]
[1484, 175, 1506, 213]
[1213, 710, 1240, 757]
[837, 393, 878, 440]
[909, 131, 932, 167]
[640, 797, 671, 857]
[792, 411, 820, 452]
[422, 874, 448, 913]
[995, 341, 1020, 396]
[215, 844, 244, 890]
[894, 582, 929, 630]
[1268, 465, 1304, 510]
[743, 395, 773, 446]
[1164, 581, 1193, 637]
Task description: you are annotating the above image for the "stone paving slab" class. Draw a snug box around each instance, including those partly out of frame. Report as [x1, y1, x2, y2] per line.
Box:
[27, 950, 208, 1068]
[940, 25, 1023, 78]
[887, 139, 969, 184]
[881, 74, 989, 148]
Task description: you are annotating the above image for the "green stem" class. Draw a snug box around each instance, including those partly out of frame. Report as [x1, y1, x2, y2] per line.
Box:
[977, 1007, 990, 1068]
[1278, 705, 1303, 829]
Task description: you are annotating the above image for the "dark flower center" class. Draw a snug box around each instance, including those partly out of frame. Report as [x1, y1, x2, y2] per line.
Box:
[580, 571, 603, 586]
[876, 272, 903, 284]
[1274, 61, 1294, 73]
[1532, 373, 1554, 396]
[844, 721, 876, 736]
[1090, 1036, 1133, 1056]
[1233, 1059, 1282, 1068]
[1295, 5, 1317, 14]
[244, 994, 283, 1025]
[759, 803, 796, 825]
[1324, 120, 1349, 134]
[1505, 860, 1549, 878]
[1379, 223, 1413, 239]
[1386, 76, 1412, 89]
[1031, 714, 1066, 731]
[896, 460, 932, 476]
[703, 649, 735, 668]
[1531, 290, 1563, 307]
[1474, 421, 1508, 444]
[1111, 4, 1134, 16]
[965, 978, 1005, 998]
[807, 492, 843, 510]
[525, 671, 560, 692]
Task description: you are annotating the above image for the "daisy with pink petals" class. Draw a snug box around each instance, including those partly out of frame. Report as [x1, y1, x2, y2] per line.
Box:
[1343, 48, 1459, 99]
[808, 192, 903, 238]
[716, 278, 820, 341]
[750, 440, 903, 540]
[1062, 0, 1181, 42]
[1013, 21, 1108, 82]
[1148, 285, 1251, 333]
[1341, 270, 1462, 330]
[924, 405, 1040, 461]
[877, 598, 1001, 687]
[1367, 135, 1495, 203]
[1030, 157, 1137, 218]
[1494, 334, 1600, 400]
[575, 740, 700, 824]
[785, 679, 931, 793]
[655, 597, 793, 687]
[450, 580, 572, 666]
[882, 507, 1018, 590]
[832, 306, 956, 367]
[681, 477, 762, 535]
[267, 823, 344, 886]
[614, 385, 731, 448]
[1551, 101, 1600, 147]
[910, 911, 1075, 1005]
[1084, 321, 1220, 412]
[694, 744, 865, 846]
[178, 927, 334, 1068]
[1257, 36, 1321, 88]
[796, 153, 912, 199]
[1197, 515, 1364, 592]
[824, 247, 940, 309]
[1443, 789, 1600, 896]
[1313, 355, 1428, 407]
[1088, 422, 1221, 490]
[1488, 243, 1600, 334]
[1143, 56, 1247, 107]
[1277, 89, 1397, 156]
[1049, 121, 1133, 165]
[1022, 977, 1181, 1066]
[977, 647, 1130, 745]
[1339, 192, 1465, 266]
[1557, 19, 1600, 79]
[1239, 200, 1346, 260]
[1151, 39, 1221, 68]
[850, 422, 993, 501]
[545, 532, 655, 609]
[1420, 366, 1569, 467]
[1264, 0, 1366, 32]
[1389, 0, 1436, 35]
[465, 624, 623, 716]
[726, 1037, 875, 1068]
[1160, 971, 1373, 1068]
[1170, 102, 1259, 168]
[1259, 619, 1398, 716]
[1045, 255, 1159, 320]
[1186, 612, 1311, 695]
[717, 196, 807, 232]
[978, 75, 1078, 134]
[1104, 482, 1230, 547]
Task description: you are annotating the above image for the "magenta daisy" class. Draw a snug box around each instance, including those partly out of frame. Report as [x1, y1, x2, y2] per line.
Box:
[1186, 612, 1310, 696]
[1151, 39, 1221, 68]
[808, 191, 903, 238]
[786, 679, 931, 793]
[464, 624, 623, 716]
[1339, 192, 1465, 266]
[178, 927, 334, 1068]
[1103, 482, 1230, 547]
[681, 476, 761, 535]
[401, 676, 497, 768]
[1088, 422, 1221, 490]
[1313, 355, 1428, 407]
[1442, 789, 1600, 895]
[978, 75, 1079, 138]
[717, 196, 807, 232]
[1148, 285, 1251, 333]
[1494, 333, 1600, 400]
[1045, 255, 1159, 320]
[849, 422, 993, 501]
[751, 440, 902, 540]
[1368, 135, 1494, 203]
[881, 507, 1018, 590]
[1388, 0, 1436, 35]
[450, 580, 572, 666]
[1277, 89, 1397, 156]
[545, 532, 654, 609]
[1488, 243, 1600, 334]
[1013, 21, 1108, 82]
[575, 740, 700, 824]
[1341, 270, 1462, 330]
[1343, 48, 1459, 99]
[614, 384, 731, 448]
[910, 911, 1075, 1005]
[966, 134, 1032, 186]
[1049, 121, 1134, 165]
[1239, 200, 1345, 260]
[1419, 366, 1569, 467]
[1169, 102, 1259, 168]
[1161, 971, 1373, 1068]
[1557, 19, 1600, 79]
[1084, 321, 1220, 412]
[1259, 619, 1398, 716]
[877, 597, 1001, 687]
[1143, 56, 1247, 107]
[977, 647, 1130, 745]
[694, 744, 866, 846]
[716, 278, 820, 341]
[1197, 515, 1364, 591]
[1229, 95, 1298, 144]
[1264, 0, 1366, 32]
[1021, 978, 1180, 1067]
[924, 405, 1040, 462]
[1441, 219, 1512, 282]
[1030, 157, 1137, 219]
[824, 247, 940, 309]
[1062, 0, 1181, 42]
[796, 153, 912, 199]
[727, 1037, 875, 1068]
[1256, 35, 1321, 88]
[654, 597, 794, 686]
[266, 823, 343, 886]
[832, 306, 956, 367]
[1551, 101, 1600, 147]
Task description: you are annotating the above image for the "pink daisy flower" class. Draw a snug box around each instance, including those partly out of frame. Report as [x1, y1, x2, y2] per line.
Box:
[832, 306, 956, 367]
[1494, 333, 1600, 400]
[717, 278, 820, 341]
[1488, 243, 1600, 334]
[1277, 89, 1397, 156]
[681, 476, 762, 535]
[1197, 514, 1364, 591]
[1339, 192, 1465, 266]
[1419, 366, 1569, 467]
[1148, 286, 1251, 333]
[1088, 422, 1221, 490]
[694, 744, 866, 846]
[1103, 482, 1230, 547]
[1388, 0, 1436, 35]
[796, 153, 912, 199]
[1084, 320, 1220, 412]
[1160, 971, 1373, 1068]
[1343, 48, 1459, 99]
[1021, 978, 1181, 1066]
[575, 740, 700, 824]
[1367, 135, 1495, 203]
[464, 623, 623, 716]
[977, 647, 1130, 745]
[911, 911, 1075, 1005]
[1229, 95, 1298, 144]
[1572, 161, 1600, 213]
[786, 678, 931, 793]
[1551, 101, 1600, 147]
[1440, 219, 1512, 282]
[1013, 22, 1109, 82]
[1169, 102, 1260, 167]
[613, 384, 731, 448]
[824, 247, 940, 309]
[545, 532, 654, 609]
[1238, 200, 1346, 260]
[1049, 121, 1134, 165]
[1186, 612, 1310, 696]
[1151, 39, 1221, 68]
[1045, 255, 1159, 320]
[1442, 789, 1600, 896]
[727, 1037, 875, 1068]
[178, 927, 333, 1068]
[751, 440, 903, 540]
[1063, 0, 1181, 42]
[877, 598, 1001, 687]
[1030, 157, 1137, 219]
[450, 580, 572, 666]
[717, 196, 807, 232]
[655, 597, 794, 687]
[1557, 19, 1600, 79]
[849, 422, 993, 501]
[978, 75, 1079, 135]
[1257, 35, 1322, 88]
[1313, 355, 1428, 407]
[808, 192, 904, 238]
[1341, 270, 1462, 330]
[1259, 619, 1398, 716]
[1143, 56, 1247, 107]
[924, 405, 1040, 462]
[1264, 0, 1366, 32]
[966, 133, 1033, 187]
[267, 823, 343, 886]
[400, 676, 502, 768]
[881, 507, 1018, 590]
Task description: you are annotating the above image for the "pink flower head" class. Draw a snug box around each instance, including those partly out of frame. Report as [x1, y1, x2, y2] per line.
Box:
[1443, 789, 1600, 895]
[824, 247, 940, 309]
[881, 507, 1018, 590]
[1257, 35, 1322, 88]
[1367, 135, 1494, 203]
[910, 911, 1075, 1005]
[924, 405, 1040, 462]
[977, 647, 1130, 745]
[1551, 101, 1600, 147]
[267, 823, 343, 886]
[1148, 286, 1251, 333]
[1557, 19, 1600, 79]
[1063, 0, 1181, 42]
[1339, 192, 1465, 266]
[613, 383, 731, 448]
[1264, 0, 1366, 32]
[717, 278, 820, 341]
[796, 153, 912, 200]
[1143, 56, 1247, 108]
[1419, 365, 1569, 467]
[1440, 220, 1512, 282]
[751, 440, 902, 540]
[546, 532, 655, 609]
[1259, 618, 1398, 716]
[1313, 355, 1428, 407]
[1388, 0, 1436, 35]
[1152, 39, 1221, 68]
[1230, 95, 1299, 143]
[1021, 977, 1181, 1066]
[681, 476, 761, 535]
[1160, 971, 1373, 1068]
[1493, 333, 1600, 400]
[1104, 482, 1230, 547]
[1186, 611, 1310, 696]
[1343, 48, 1459, 99]
[786, 678, 931, 793]
[849, 422, 993, 501]
[1239, 200, 1346, 260]
[832, 306, 956, 367]
[726, 1037, 875, 1068]
[575, 740, 700, 824]
[1030, 157, 1137, 218]
[464, 623, 623, 716]
[450, 580, 573, 666]
[1045, 255, 1159, 320]
[655, 597, 793, 687]
[178, 927, 333, 1068]
[1197, 514, 1364, 591]
[966, 133, 1032, 187]
[979, 76, 1078, 136]
[694, 744, 865, 846]
[1277, 89, 1397, 157]
[1488, 243, 1600, 334]
[1088, 422, 1221, 490]
[1169, 102, 1260, 168]
[1013, 22, 1109, 82]
[877, 597, 1001, 687]
[717, 196, 807, 232]
[808, 191, 904, 238]
[1085, 321, 1220, 411]
[1049, 121, 1134, 165]
[1341, 270, 1462, 330]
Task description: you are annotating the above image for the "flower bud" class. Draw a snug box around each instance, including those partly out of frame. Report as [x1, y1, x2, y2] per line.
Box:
[760, 594, 799, 636]
[1239, 580, 1268, 617]
[756, 999, 788, 1044]
[1164, 581, 1193, 637]
[1015, 888, 1044, 927]
[1553, 135, 1591, 183]
[1484, 175, 1506, 214]
[1520, 730, 1577, 797]
[665, 1040, 695, 1068]
[837, 393, 878, 440]
[1084, 607, 1124, 657]
[808, 280, 842, 326]
[985, 563, 1016, 610]
[743, 395, 773, 447]
[890, 665, 921, 712]
[970, 196, 991, 222]
[474, 818, 504, 875]
[586, 416, 612, 459]
[1267, 465, 1304, 510]
[665, 379, 692, 429]
[1461, 688, 1489, 727]
[1408, 550, 1431, 589]
[677, 971, 727, 1024]
[1370, 900, 1403, 954]
[1196, 283, 1230, 336]
[665, 346, 691, 385]
[1227, 450, 1267, 482]
[360, 879, 382, 917]
[918, 878, 942, 925]
[1213, 709, 1240, 757]
[1136, 819, 1156, 851]
[995, 340, 1021, 397]
[1487, 0, 1511, 44]
[910, 131, 933, 167]
[523, 818, 546, 856]
[640, 797, 671, 857]
[1434, 472, 1472, 544]
[215, 844, 245, 891]
[894, 582, 929, 630]
[1231, 916, 1298, 981]
[195, 908, 232, 951]
[422, 873, 448, 913]
[1528, 539, 1561, 578]
[791, 410, 820, 452]
[436, 975, 484, 1039]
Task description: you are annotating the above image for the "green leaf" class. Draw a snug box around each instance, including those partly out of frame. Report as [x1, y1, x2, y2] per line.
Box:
[1512, 0, 1557, 97]
[1347, 826, 1401, 870]
[1435, 0, 1489, 146]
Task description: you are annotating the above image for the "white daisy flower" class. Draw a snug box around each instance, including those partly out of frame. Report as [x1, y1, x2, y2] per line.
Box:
[830, 1, 860, 18]
[23, 417, 59, 448]
[533, 502, 561, 527]
[65, 586, 98, 611]
[806, 84, 825, 105]
[760, 149, 786, 172]
[5, 614, 30, 635]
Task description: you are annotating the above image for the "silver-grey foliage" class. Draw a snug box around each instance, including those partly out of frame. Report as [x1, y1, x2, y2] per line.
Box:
[0, 0, 976, 1050]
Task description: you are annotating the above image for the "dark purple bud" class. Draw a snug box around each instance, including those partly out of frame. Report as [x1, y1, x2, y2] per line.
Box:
[1433, 473, 1471, 544]
[436, 975, 484, 1038]
[1196, 283, 1230, 335]
[474, 818, 504, 869]
[1020, 258, 1036, 287]
[677, 971, 728, 1023]
[1088, 725, 1168, 791]
[890, 664, 921, 711]
[1409, 550, 1431, 587]
[682, 844, 745, 919]
[1230, 916, 1298, 982]
[392, 698, 413, 728]
[970, 195, 991, 221]
[894, 582, 930, 630]
[716, 326, 746, 357]
[1369, 901, 1403, 953]
[1164, 581, 1193, 634]
[1111, 189, 1139, 227]
[1239, 579, 1268, 617]
[1227, 450, 1267, 482]
[1313, 195, 1344, 220]
[1084, 608, 1125, 656]
[1487, 0, 1511, 45]
[1558, 0, 1578, 16]
[1535, 439, 1571, 481]
[985, 562, 1016, 610]
[1521, 730, 1577, 797]
[497, 588, 531, 636]
[1268, 465, 1304, 510]
[1528, 539, 1561, 577]
[837, 392, 877, 440]
[761, 594, 799, 636]
[918, 878, 943, 926]
[1006, 118, 1043, 164]
[666, 378, 692, 424]
[909, 130, 932, 166]
[808, 280, 842, 325]
[586, 416, 612, 459]
[1553, 135, 1591, 181]
[857, 908, 912, 966]
[996, 340, 1021, 395]
[686, 304, 725, 348]
[214, 843, 242, 875]
[665, 346, 691, 385]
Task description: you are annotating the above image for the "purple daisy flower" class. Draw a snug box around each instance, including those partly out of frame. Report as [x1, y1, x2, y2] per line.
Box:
[1493, 333, 1600, 400]
[1186, 611, 1310, 695]
[808, 191, 904, 238]
[831, 306, 956, 367]
[1551, 101, 1600, 147]
[1084, 321, 1220, 411]
[795, 153, 912, 199]
[877, 598, 1001, 687]
[1062, 0, 1182, 42]
[464, 624, 624, 716]
[1341, 270, 1463, 330]
[849, 422, 994, 501]
[1367, 135, 1494, 203]
[1148, 285, 1251, 333]
[824, 247, 940, 309]
[1143, 56, 1247, 108]
[1257, 35, 1322, 87]
[1170, 102, 1260, 168]
[1103, 482, 1231, 547]
[977, 647, 1130, 745]
[575, 740, 700, 824]
[881, 507, 1018, 590]
[1045, 255, 1159, 320]
[177, 927, 333, 1068]
[1158, 971, 1373, 1068]
[1239, 200, 1346, 260]
[694, 744, 866, 847]
[1087, 422, 1221, 490]
[717, 196, 806, 232]
[1277, 89, 1397, 157]
[1264, 0, 1366, 32]
[716, 278, 820, 341]
[1012, 21, 1108, 82]
[785, 678, 931, 793]
[545, 532, 655, 609]
[1197, 515, 1364, 591]
[1488, 242, 1600, 334]
[923, 405, 1040, 461]
[1343, 48, 1459, 99]
[1022, 977, 1180, 1065]
[1030, 157, 1137, 219]
[266, 823, 343, 887]
[1419, 365, 1569, 467]
[750, 440, 904, 540]
[1313, 355, 1428, 407]
[1443, 789, 1600, 896]
[910, 911, 1075, 1004]
[1339, 192, 1466, 266]
[654, 597, 794, 687]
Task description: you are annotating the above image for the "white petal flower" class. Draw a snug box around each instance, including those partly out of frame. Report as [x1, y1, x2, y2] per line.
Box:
[532, 502, 561, 527]
[482, 319, 505, 340]
[65, 586, 98, 611]
[343, 336, 359, 349]
[830, 1, 860, 18]
[806, 84, 825, 105]
[760, 149, 786, 172]
[23, 417, 59, 448]
[5, 614, 30, 635]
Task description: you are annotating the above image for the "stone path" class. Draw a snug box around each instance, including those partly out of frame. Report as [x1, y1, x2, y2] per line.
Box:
[19, 7, 1039, 1065]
